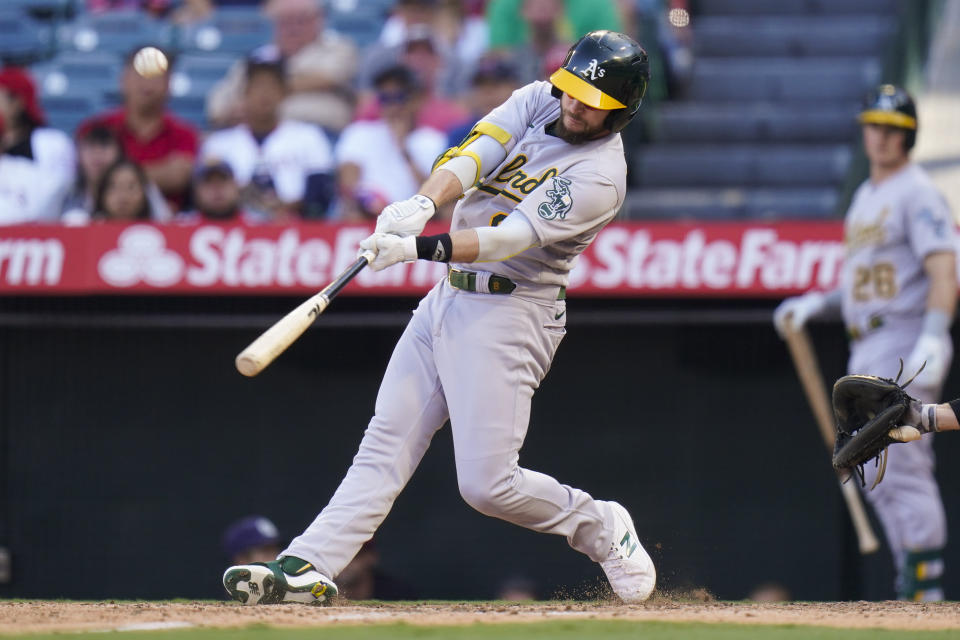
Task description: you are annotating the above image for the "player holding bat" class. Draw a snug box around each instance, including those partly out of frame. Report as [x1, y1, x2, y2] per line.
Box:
[223, 31, 657, 605]
[775, 85, 956, 601]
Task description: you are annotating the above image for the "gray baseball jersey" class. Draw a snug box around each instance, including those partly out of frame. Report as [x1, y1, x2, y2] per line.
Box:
[841, 163, 955, 333]
[449, 81, 626, 287]
[282, 81, 635, 581]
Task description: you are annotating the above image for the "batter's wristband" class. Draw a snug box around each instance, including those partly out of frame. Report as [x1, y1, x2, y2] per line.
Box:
[416, 233, 453, 262]
[921, 404, 939, 432]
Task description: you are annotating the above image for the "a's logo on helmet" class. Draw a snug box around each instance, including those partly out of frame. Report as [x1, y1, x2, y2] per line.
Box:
[582, 58, 605, 81]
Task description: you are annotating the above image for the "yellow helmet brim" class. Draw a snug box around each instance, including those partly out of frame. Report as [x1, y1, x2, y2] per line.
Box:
[858, 110, 917, 130]
[548, 67, 626, 110]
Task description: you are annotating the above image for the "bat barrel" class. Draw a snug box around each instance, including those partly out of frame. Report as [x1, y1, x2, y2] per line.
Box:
[233, 254, 372, 377]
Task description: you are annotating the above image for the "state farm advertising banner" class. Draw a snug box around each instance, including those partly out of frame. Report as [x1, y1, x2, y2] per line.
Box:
[0, 221, 844, 297]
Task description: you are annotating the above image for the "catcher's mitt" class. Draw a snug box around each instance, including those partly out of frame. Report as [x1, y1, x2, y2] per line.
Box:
[831, 362, 923, 489]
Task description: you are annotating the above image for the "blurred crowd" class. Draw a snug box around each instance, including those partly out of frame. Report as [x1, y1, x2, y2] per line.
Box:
[0, 0, 687, 226]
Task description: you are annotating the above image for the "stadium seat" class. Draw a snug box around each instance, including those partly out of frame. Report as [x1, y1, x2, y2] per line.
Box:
[689, 58, 881, 101]
[57, 10, 172, 54]
[695, 0, 898, 15]
[175, 8, 273, 55]
[42, 93, 102, 134]
[633, 145, 851, 188]
[625, 0, 901, 220]
[744, 189, 839, 220]
[694, 17, 896, 57]
[0, 12, 53, 64]
[624, 187, 750, 219]
[167, 94, 207, 130]
[169, 53, 237, 97]
[4, 0, 76, 21]
[327, 0, 391, 47]
[623, 187, 839, 220]
[33, 51, 123, 101]
[655, 104, 859, 143]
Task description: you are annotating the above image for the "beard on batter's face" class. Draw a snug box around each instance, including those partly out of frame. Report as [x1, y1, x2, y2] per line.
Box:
[553, 95, 613, 144]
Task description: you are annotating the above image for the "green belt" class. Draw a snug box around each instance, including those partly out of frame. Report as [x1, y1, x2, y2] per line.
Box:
[448, 269, 566, 300]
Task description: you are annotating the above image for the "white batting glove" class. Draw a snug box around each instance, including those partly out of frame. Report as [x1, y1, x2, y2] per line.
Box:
[904, 332, 952, 390]
[358, 233, 418, 272]
[375, 194, 437, 237]
[773, 292, 826, 337]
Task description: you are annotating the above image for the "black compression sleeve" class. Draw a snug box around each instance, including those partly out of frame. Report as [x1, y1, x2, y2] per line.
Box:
[416, 233, 453, 262]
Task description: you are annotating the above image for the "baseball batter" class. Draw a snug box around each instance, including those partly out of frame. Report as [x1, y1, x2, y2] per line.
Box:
[776, 85, 956, 601]
[223, 31, 657, 605]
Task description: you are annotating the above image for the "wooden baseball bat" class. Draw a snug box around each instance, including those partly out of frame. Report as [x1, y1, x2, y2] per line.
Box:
[782, 322, 881, 555]
[235, 253, 373, 377]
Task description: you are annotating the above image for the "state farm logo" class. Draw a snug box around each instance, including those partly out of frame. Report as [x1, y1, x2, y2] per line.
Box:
[568, 227, 846, 292]
[98, 226, 185, 287]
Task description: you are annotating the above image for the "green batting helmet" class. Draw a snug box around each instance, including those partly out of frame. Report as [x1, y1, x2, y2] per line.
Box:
[549, 30, 650, 133]
[858, 84, 918, 150]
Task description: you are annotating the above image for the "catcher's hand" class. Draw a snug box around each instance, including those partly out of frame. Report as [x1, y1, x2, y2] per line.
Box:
[831, 362, 932, 489]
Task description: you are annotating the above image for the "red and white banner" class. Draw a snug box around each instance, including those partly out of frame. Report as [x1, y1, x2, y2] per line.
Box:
[0, 221, 845, 297]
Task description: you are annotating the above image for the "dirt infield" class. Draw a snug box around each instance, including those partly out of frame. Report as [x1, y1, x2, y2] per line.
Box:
[2, 599, 960, 634]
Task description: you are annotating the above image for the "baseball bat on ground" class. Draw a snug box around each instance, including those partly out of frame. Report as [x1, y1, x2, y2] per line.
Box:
[235, 252, 373, 377]
[782, 322, 881, 555]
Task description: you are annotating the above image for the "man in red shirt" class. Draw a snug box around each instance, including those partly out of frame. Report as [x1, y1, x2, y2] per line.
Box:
[77, 47, 199, 211]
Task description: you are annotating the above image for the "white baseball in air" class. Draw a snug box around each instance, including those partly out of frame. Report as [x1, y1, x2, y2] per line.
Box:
[133, 46, 168, 78]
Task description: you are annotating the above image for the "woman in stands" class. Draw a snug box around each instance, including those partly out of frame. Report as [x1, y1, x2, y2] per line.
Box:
[93, 159, 162, 222]
[65, 133, 172, 224]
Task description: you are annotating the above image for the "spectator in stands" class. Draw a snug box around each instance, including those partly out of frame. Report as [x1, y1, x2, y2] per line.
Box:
[487, 0, 568, 85]
[486, 0, 622, 51]
[201, 58, 335, 221]
[356, 25, 470, 135]
[377, 0, 438, 47]
[62, 125, 120, 223]
[168, 0, 216, 25]
[206, 0, 357, 134]
[169, 0, 263, 22]
[372, 0, 487, 97]
[77, 47, 199, 213]
[86, 0, 172, 17]
[92, 158, 166, 222]
[486, 0, 623, 85]
[0, 67, 75, 225]
[434, 0, 490, 95]
[178, 158, 262, 223]
[335, 65, 447, 221]
[222, 516, 282, 566]
[0, 118, 46, 225]
[62, 126, 172, 225]
[446, 56, 521, 147]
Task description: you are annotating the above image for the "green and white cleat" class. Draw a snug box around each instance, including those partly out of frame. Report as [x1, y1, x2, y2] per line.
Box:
[223, 555, 338, 605]
[599, 501, 656, 603]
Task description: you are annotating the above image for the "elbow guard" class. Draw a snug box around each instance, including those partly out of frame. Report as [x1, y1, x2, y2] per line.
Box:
[432, 122, 512, 189]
